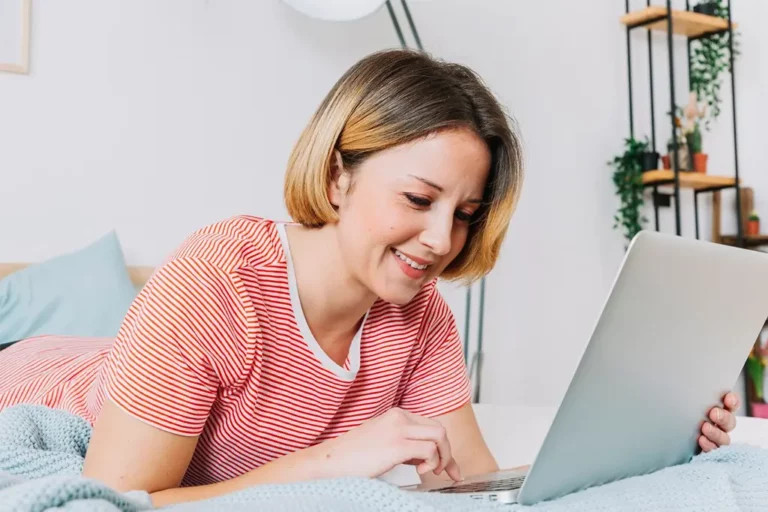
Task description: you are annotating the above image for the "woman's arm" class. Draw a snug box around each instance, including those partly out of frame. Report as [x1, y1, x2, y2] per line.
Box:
[84, 398, 330, 506]
[148, 441, 329, 507]
[417, 402, 497, 484]
[84, 401, 462, 507]
[82, 399, 198, 495]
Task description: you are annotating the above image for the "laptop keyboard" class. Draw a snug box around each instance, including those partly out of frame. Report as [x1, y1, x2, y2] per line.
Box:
[428, 476, 526, 494]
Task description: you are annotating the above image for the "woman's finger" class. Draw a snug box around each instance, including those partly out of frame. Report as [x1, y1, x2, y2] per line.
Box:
[401, 440, 440, 475]
[403, 424, 454, 475]
[724, 392, 740, 412]
[702, 422, 730, 447]
[443, 459, 463, 482]
[399, 411, 462, 481]
[709, 407, 737, 432]
[699, 434, 717, 453]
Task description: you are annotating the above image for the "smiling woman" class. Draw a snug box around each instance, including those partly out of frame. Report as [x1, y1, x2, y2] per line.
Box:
[288, 129, 494, 306]
[0, 48, 524, 506]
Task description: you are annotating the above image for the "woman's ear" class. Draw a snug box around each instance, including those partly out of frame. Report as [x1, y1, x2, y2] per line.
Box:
[328, 150, 350, 208]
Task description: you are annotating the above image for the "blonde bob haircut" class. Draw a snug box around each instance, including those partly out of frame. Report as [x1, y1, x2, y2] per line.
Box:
[285, 48, 523, 284]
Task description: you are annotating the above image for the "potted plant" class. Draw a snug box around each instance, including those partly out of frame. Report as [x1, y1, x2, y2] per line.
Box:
[609, 137, 648, 244]
[689, 0, 739, 130]
[692, 0, 718, 16]
[640, 144, 660, 173]
[682, 92, 708, 173]
[687, 123, 707, 173]
[747, 211, 760, 236]
[746, 340, 768, 418]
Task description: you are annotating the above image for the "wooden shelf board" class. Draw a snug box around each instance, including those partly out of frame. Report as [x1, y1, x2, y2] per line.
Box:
[642, 170, 737, 190]
[620, 6, 737, 38]
[720, 234, 768, 248]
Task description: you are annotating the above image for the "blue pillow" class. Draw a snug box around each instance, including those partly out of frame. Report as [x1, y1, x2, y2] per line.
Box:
[0, 231, 138, 346]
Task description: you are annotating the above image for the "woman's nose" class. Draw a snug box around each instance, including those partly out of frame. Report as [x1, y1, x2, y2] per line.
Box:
[418, 214, 453, 256]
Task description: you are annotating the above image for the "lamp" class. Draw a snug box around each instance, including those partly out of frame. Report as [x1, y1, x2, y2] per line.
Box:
[280, 0, 387, 22]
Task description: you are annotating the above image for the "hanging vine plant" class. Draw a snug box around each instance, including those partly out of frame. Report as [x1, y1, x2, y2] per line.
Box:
[689, 0, 740, 130]
[610, 137, 649, 245]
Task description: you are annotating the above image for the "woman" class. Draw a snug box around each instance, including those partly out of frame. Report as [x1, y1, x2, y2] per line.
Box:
[0, 49, 739, 506]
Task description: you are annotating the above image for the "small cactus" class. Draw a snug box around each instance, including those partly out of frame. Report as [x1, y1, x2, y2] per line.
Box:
[687, 123, 703, 154]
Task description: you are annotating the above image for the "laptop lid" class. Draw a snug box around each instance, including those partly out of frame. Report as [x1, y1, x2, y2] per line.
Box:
[517, 231, 768, 506]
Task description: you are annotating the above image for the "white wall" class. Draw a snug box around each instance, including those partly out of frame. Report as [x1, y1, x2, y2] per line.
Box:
[0, 0, 393, 262]
[413, 0, 630, 406]
[1, 0, 764, 409]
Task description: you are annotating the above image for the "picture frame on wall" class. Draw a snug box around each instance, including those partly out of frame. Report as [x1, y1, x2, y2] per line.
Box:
[0, 0, 30, 74]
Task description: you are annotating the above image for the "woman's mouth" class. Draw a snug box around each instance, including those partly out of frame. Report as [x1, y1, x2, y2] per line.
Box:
[392, 249, 432, 279]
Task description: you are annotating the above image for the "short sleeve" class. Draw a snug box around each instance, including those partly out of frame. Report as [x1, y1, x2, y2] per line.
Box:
[398, 290, 471, 417]
[103, 258, 251, 436]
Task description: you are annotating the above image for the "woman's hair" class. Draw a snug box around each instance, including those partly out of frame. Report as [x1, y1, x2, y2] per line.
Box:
[284, 48, 524, 284]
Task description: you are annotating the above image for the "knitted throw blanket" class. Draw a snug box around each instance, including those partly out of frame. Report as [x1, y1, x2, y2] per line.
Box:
[1, 404, 768, 511]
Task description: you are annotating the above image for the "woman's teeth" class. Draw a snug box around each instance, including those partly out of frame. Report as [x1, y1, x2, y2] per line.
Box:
[394, 249, 429, 270]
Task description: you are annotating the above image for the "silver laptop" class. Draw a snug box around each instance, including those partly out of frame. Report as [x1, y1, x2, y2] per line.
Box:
[407, 231, 768, 505]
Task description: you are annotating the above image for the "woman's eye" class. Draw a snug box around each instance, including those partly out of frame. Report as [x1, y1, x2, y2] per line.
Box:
[405, 194, 431, 207]
[455, 210, 474, 222]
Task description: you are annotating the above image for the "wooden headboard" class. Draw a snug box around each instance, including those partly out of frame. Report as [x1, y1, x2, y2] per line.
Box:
[0, 263, 156, 289]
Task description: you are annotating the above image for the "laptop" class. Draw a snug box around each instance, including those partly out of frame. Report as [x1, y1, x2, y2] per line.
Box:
[407, 231, 768, 505]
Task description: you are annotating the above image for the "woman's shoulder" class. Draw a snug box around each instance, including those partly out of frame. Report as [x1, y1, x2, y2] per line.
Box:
[167, 215, 286, 274]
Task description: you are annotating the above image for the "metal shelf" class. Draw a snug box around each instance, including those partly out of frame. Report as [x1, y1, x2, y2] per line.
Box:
[620, 6, 737, 39]
[641, 170, 738, 191]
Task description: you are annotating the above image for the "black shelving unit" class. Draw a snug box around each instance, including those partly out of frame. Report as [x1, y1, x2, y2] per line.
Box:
[622, 0, 743, 248]
[622, 0, 756, 416]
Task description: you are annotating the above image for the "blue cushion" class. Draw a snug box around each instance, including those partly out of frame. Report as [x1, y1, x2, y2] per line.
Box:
[0, 231, 138, 345]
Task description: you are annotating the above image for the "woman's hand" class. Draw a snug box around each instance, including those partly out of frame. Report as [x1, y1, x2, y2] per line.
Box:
[150, 407, 462, 506]
[699, 392, 740, 452]
[317, 408, 463, 482]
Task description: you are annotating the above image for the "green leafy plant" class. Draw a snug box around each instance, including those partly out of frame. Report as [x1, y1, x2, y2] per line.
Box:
[749, 210, 760, 222]
[610, 137, 649, 244]
[689, 0, 740, 130]
[746, 343, 767, 402]
[687, 122, 703, 154]
[746, 356, 764, 401]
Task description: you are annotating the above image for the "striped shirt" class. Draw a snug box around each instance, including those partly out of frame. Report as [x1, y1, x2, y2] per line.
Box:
[0, 216, 471, 486]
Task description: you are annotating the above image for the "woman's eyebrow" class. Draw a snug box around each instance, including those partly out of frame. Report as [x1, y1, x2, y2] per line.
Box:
[407, 174, 483, 204]
[409, 174, 443, 192]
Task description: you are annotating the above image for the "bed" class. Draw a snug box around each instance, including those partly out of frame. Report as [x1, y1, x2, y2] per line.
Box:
[2, 251, 768, 509]
[0, 262, 155, 288]
[0, 231, 156, 345]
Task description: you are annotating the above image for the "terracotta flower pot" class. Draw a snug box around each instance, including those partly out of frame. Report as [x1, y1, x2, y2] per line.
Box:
[661, 155, 671, 170]
[747, 219, 760, 236]
[693, 153, 708, 173]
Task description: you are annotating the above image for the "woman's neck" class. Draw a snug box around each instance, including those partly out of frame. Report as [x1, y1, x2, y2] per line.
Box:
[284, 223, 377, 359]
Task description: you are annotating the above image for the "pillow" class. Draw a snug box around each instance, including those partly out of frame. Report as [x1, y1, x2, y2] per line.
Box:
[0, 231, 138, 346]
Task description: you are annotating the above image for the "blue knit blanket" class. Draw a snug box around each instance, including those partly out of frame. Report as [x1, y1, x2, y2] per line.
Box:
[2, 405, 768, 511]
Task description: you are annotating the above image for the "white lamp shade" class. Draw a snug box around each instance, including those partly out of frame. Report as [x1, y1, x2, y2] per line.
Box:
[281, 0, 388, 21]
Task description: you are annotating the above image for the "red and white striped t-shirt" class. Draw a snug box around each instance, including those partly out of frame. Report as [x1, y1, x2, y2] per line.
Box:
[0, 216, 470, 486]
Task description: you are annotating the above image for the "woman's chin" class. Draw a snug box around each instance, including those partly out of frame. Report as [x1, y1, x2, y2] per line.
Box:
[369, 257, 435, 305]
[373, 279, 426, 306]
[378, 291, 418, 306]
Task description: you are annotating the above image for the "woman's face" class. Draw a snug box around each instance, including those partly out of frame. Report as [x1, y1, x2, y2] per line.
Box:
[329, 128, 491, 305]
